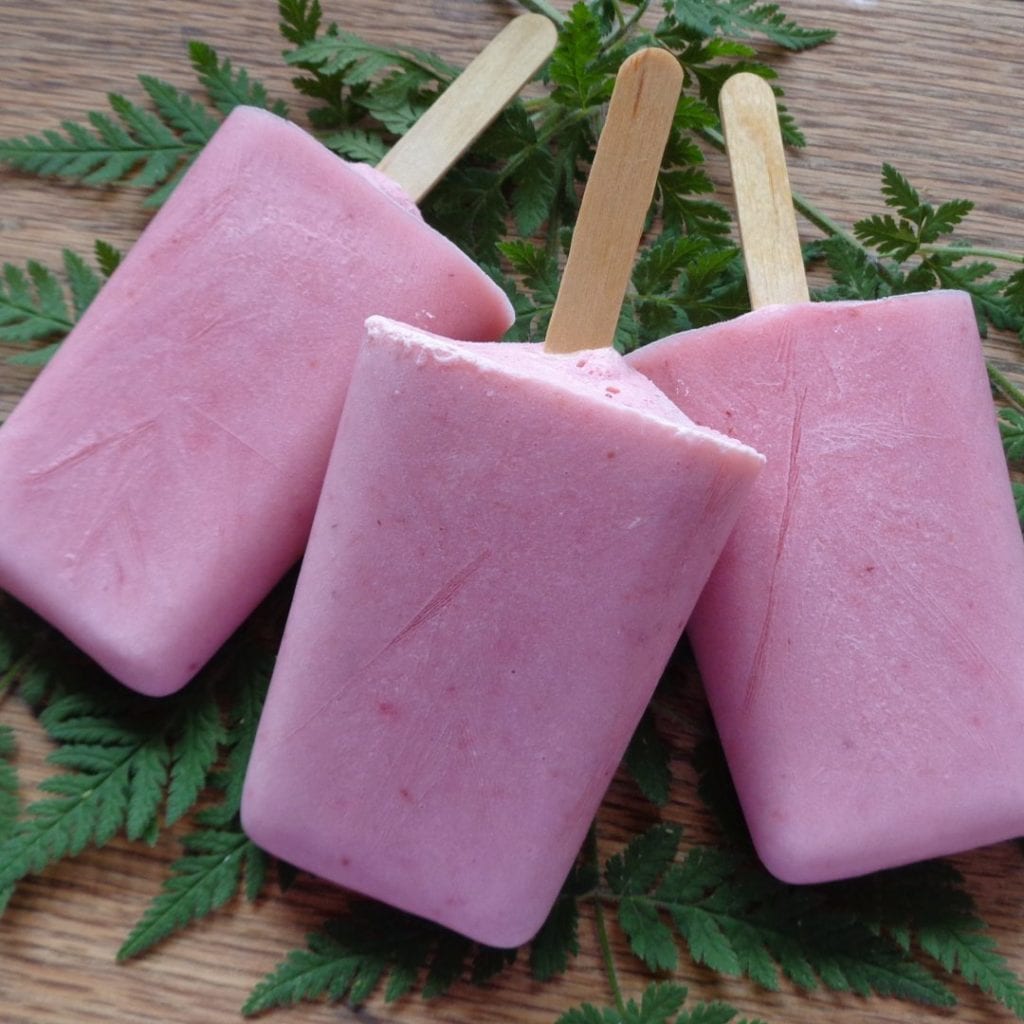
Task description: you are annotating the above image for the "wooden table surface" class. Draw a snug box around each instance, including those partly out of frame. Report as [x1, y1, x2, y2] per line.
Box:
[2, 1, 1023, 1022]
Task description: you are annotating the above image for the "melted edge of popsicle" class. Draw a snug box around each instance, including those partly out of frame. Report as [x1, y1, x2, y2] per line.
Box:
[365, 315, 765, 463]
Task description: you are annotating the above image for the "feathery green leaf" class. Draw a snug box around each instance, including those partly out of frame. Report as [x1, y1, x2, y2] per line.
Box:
[188, 41, 287, 116]
[285, 31, 453, 85]
[1014, 483, 1024, 530]
[118, 825, 265, 960]
[556, 980, 767, 1024]
[165, 681, 224, 826]
[548, 4, 612, 109]
[623, 709, 672, 807]
[530, 860, 597, 981]
[0, 100, 198, 192]
[1000, 408, 1024, 462]
[668, 0, 835, 50]
[243, 903, 511, 1015]
[0, 724, 19, 839]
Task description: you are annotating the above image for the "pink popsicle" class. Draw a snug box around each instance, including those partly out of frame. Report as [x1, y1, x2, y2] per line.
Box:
[242, 315, 762, 947]
[627, 74, 1024, 883]
[0, 17, 558, 697]
[241, 49, 764, 946]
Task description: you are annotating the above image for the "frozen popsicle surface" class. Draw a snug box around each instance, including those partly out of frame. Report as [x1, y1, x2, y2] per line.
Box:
[241, 315, 763, 946]
[627, 289, 1024, 883]
[0, 105, 513, 696]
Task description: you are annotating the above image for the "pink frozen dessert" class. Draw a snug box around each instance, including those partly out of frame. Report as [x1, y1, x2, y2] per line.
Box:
[242, 314, 763, 946]
[0, 105, 513, 696]
[627, 289, 1024, 883]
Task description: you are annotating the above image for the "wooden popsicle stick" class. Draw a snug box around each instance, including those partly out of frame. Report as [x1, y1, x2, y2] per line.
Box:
[376, 13, 558, 204]
[719, 72, 809, 309]
[543, 48, 683, 355]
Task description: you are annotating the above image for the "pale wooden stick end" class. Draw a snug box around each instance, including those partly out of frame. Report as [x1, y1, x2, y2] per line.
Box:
[720, 72, 809, 309]
[543, 48, 683, 355]
[377, 13, 558, 203]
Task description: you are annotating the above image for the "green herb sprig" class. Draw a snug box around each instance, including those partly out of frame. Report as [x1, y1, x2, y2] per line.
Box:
[0, 43, 284, 207]
[807, 163, 1024, 337]
[556, 979, 768, 1024]
[0, 242, 119, 365]
[1, 0, 1023, 1021]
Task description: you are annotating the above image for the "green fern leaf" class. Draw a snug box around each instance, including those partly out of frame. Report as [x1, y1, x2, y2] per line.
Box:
[115, 632, 276, 959]
[556, 980, 764, 1024]
[165, 681, 225, 826]
[1013, 482, 1024, 529]
[510, 145, 557, 238]
[556, 1005, 607, 1024]
[123, 738, 171, 842]
[530, 894, 581, 981]
[814, 235, 889, 301]
[620, 896, 679, 972]
[243, 894, 518, 1015]
[919, 919, 1024, 1017]
[929, 257, 1018, 332]
[105, 93, 183, 187]
[356, 70, 435, 135]
[0, 676, 228, 890]
[0, 724, 19, 838]
[139, 75, 221, 146]
[606, 823, 681, 895]
[999, 408, 1024, 462]
[319, 128, 388, 164]
[669, 0, 834, 50]
[548, 3, 611, 110]
[243, 841, 270, 903]
[278, 0, 323, 46]
[529, 860, 596, 981]
[1, 747, 132, 879]
[205, 645, 273, 824]
[244, 926, 370, 1015]
[118, 826, 262, 960]
[0, 102, 197, 190]
[853, 213, 920, 262]
[879, 161, 922, 217]
[423, 165, 510, 266]
[1006, 269, 1024, 314]
[918, 199, 975, 243]
[0, 259, 73, 345]
[61, 250, 102, 318]
[678, 1004, 742, 1024]
[625, 981, 688, 1023]
[602, 822, 960, 1007]
[285, 32, 453, 85]
[188, 40, 287, 116]
[242, 906, 436, 1014]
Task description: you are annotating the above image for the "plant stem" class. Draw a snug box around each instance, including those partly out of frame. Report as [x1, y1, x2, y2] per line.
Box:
[920, 244, 1024, 266]
[607, 0, 653, 47]
[517, 0, 566, 26]
[988, 362, 1024, 413]
[588, 826, 626, 1016]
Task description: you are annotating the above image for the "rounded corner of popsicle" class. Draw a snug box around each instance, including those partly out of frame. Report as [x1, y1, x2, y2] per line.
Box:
[748, 825, 851, 887]
[133, 676, 192, 700]
[88, 644, 198, 700]
[461, 908, 552, 952]
[237, 784, 262, 842]
[237, 775, 283, 858]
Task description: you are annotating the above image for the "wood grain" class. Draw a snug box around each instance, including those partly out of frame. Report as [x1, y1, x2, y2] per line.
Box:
[2, 2, 1024, 1023]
